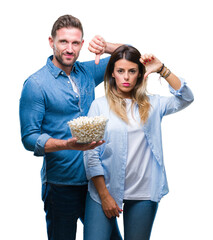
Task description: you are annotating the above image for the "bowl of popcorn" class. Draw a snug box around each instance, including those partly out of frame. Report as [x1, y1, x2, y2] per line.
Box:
[67, 115, 108, 143]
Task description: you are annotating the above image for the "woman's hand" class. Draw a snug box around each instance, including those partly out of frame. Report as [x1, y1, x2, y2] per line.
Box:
[140, 54, 162, 80]
[91, 176, 122, 218]
[101, 193, 123, 219]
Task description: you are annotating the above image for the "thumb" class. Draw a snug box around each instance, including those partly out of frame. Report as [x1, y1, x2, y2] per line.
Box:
[67, 137, 78, 145]
[95, 54, 101, 65]
[144, 72, 150, 80]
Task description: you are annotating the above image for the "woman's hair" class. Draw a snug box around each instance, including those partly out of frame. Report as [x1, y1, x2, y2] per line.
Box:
[51, 15, 84, 39]
[104, 45, 150, 123]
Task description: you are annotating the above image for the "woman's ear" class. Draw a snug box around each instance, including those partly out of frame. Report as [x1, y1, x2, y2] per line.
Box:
[112, 72, 115, 78]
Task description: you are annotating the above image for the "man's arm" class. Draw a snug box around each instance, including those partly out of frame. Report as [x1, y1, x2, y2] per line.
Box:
[88, 35, 122, 64]
[44, 137, 105, 152]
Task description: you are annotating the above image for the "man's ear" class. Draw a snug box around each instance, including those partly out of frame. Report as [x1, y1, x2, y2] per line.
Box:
[80, 39, 84, 49]
[49, 36, 54, 49]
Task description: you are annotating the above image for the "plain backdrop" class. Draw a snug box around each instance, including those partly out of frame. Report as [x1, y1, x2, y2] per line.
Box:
[1, 0, 213, 239]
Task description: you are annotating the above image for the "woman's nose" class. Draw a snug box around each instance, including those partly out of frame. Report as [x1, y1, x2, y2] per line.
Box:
[124, 72, 129, 80]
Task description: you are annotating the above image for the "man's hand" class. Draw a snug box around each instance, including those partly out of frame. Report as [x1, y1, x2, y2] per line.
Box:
[45, 137, 105, 153]
[88, 35, 106, 65]
[66, 138, 105, 151]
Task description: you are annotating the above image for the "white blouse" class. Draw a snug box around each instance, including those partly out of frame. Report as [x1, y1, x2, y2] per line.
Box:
[124, 99, 153, 200]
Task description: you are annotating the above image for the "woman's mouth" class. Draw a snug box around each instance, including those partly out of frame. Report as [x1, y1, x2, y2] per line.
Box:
[123, 83, 130, 87]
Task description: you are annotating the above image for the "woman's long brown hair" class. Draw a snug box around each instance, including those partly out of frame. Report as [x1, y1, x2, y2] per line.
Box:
[104, 45, 150, 123]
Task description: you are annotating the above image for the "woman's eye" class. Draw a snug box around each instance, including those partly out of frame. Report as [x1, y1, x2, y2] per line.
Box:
[130, 69, 136, 74]
[117, 69, 123, 73]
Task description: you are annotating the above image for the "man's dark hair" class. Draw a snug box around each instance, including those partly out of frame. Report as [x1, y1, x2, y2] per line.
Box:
[51, 15, 84, 38]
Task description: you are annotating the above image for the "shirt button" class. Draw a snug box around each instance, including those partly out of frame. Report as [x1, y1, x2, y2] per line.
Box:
[67, 81, 70, 83]
[76, 95, 79, 98]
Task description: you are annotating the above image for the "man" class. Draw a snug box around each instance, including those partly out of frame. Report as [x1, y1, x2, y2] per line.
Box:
[19, 15, 122, 240]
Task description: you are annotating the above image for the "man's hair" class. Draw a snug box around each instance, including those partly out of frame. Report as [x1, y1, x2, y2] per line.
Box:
[51, 15, 84, 38]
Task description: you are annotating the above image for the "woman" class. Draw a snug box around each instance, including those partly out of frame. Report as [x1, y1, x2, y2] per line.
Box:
[83, 45, 194, 240]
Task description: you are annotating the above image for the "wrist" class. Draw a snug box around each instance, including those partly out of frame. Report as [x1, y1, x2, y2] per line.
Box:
[99, 187, 110, 200]
[158, 64, 172, 79]
[157, 63, 164, 73]
[105, 43, 121, 54]
[45, 138, 68, 152]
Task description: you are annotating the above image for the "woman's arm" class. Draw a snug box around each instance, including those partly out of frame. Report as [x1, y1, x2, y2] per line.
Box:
[140, 54, 194, 116]
[91, 176, 122, 218]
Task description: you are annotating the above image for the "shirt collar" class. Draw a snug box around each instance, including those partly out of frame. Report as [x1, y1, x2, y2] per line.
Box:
[46, 55, 77, 78]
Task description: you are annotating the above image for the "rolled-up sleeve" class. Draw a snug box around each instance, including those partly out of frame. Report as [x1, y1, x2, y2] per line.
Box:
[160, 78, 194, 117]
[84, 146, 104, 180]
[19, 78, 51, 156]
[34, 133, 52, 156]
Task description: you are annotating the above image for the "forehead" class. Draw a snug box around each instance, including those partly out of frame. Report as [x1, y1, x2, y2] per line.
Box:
[114, 58, 138, 69]
[54, 27, 83, 41]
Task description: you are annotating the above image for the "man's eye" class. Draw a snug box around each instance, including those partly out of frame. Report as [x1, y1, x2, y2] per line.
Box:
[73, 42, 80, 46]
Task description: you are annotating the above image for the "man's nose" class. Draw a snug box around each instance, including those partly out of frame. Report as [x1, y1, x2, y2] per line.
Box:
[66, 43, 73, 52]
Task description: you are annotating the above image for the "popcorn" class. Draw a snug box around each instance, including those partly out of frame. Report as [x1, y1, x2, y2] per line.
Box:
[67, 115, 108, 143]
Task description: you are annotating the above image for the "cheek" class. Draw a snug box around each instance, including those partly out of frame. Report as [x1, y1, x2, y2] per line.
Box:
[133, 74, 140, 84]
[114, 75, 123, 86]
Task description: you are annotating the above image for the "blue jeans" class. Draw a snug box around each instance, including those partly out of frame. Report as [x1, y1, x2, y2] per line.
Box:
[42, 183, 122, 240]
[84, 193, 158, 240]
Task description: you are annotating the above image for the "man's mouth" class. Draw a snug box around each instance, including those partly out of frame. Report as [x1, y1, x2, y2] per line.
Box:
[64, 53, 75, 59]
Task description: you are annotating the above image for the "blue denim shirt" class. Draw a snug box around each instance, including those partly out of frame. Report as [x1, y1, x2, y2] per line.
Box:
[84, 79, 194, 208]
[19, 55, 110, 185]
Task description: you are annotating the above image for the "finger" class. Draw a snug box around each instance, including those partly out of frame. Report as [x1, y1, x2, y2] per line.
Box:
[114, 209, 120, 218]
[150, 54, 155, 60]
[141, 54, 152, 63]
[67, 137, 78, 145]
[105, 210, 112, 219]
[89, 140, 105, 149]
[93, 35, 105, 45]
[95, 54, 101, 65]
[140, 55, 149, 64]
[140, 57, 146, 65]
[89, 38, 104, 52]
[116, 204, 123, 216]
[88, 45, 102, 54]
[117, 206, 123, 213]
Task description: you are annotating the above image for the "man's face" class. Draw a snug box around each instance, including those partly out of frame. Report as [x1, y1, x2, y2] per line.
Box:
[49, 27, 84, 70]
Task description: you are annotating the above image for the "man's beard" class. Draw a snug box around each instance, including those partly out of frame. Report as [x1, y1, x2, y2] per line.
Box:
[53, 46, 77, 67]
[55, 53, 74, 67]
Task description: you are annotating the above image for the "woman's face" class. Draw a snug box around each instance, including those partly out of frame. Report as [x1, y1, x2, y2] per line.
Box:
[112, 58, 140, 98]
